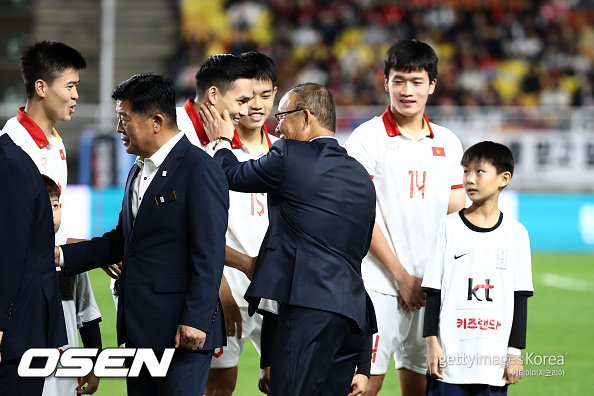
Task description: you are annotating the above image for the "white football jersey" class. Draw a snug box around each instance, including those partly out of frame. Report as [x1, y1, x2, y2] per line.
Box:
[177, 99, 276, 307]
[3, 108, 68, 244]
[346, 108, 463, 296]
[422, 211, 533, 386]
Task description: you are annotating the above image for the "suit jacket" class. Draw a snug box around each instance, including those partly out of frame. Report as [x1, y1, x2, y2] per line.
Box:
[0, 133, 67, 361]
[62, 135, 228, 351]
[215, 138, 377, 333]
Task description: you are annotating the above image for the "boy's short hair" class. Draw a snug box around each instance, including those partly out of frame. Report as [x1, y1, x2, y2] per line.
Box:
[289, 83, 336, 133]
[195, 54, 258, 99]
[111, 72, 177, 127]
[238, 51, 277, 86]
[20, 40, 87, 99]
[461, 141, 515, 177]
[383, 39, 438, 82]
[42, 175, 61, 199]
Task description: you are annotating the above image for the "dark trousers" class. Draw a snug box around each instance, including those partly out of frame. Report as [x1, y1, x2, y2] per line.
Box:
[0, 358, 45, 396]
[270, 304, 365, 396]
[426, 373, 508, 396]
[125, 347, 214, 396]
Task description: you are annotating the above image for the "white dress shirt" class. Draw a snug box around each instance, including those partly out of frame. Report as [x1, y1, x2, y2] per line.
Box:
[131, 132, 184, 219]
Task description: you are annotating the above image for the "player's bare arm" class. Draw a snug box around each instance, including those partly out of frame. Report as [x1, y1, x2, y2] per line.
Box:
[368, 222, 426, 310]
[426, 336, 444, 380]
[224, 245, 256, 279]
[219, 273, 243, 339]
[447, 188, 466, 214]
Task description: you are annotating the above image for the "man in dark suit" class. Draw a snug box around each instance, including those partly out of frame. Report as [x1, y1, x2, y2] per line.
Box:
[201, 83, 377, 395]
[55, 73, 229, 396]
[0, 133, 67, 396]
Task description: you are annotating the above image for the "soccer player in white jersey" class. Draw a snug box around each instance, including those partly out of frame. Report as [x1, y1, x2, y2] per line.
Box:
[1, 41, 102, 395]
[346, 39, 466, 396]
[422, 141, 533, 395]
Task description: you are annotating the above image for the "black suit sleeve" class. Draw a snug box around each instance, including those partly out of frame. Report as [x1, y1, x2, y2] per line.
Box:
[0, 159, 34, 330]
[180, 156, 228, 331]
[214, 141, 287, 193]
[259, 312, 277, 369]
[61, 212, 125, 276]
[356, 335, 373, 377]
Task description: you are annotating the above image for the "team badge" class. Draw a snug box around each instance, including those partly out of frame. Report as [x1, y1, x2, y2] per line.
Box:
[496, 248, 508, 270]
[432, 147, 445, 156]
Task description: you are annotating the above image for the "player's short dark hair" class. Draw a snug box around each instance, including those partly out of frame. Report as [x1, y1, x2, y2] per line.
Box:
[289, 83, 336, 132]
[195, 54, 258, 99]
[42, 175, 61, 199]
[111, 72, 177, 127]
[384, 39, 438, 82]
[238, 51, 277, 86]
[461, 141, 515, 177]
[20, 40, 87, 99]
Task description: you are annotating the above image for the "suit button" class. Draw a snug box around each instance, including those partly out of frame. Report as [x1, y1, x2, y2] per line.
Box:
[128, 252, 134, 257]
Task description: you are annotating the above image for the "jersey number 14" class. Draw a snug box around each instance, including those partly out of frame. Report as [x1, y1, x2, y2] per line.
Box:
[408, 170, 426, 199]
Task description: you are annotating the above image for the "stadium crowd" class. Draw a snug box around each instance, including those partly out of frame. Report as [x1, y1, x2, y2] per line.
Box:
[173, 0, 594, 109]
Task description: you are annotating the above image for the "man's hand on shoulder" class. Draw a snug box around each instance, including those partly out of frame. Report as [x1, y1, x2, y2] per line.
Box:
[174, 325, 206, 351]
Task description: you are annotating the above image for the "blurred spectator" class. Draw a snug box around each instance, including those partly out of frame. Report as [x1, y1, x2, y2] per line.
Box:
[174, 0, 594, 109]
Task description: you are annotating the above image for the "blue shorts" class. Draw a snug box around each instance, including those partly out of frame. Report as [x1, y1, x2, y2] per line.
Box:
[426, 373, 508, 396]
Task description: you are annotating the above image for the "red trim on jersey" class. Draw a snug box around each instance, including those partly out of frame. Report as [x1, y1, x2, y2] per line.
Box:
[231, 124, 272, 149]
[213, 347, 224, 358]
[16, 107, 52, 148]
[370, 175, 374, 179]
[432, 146, 445, 156]
[381, 107, 434, 138]
[263, 124, 272, 148]
[59, 149, 66, 160]
[381, 107, 400, 137]
[183, 99, 210, 145]
[451, 184, 463, 190]
[231, 131, 242, 148]
[423, 114, 434, 138]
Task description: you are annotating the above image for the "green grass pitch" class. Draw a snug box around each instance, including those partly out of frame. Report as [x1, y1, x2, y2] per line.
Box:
[86, 253, 593, 395]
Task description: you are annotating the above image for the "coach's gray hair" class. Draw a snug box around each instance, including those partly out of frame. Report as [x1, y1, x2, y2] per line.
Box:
[288, 83, 336, 132]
